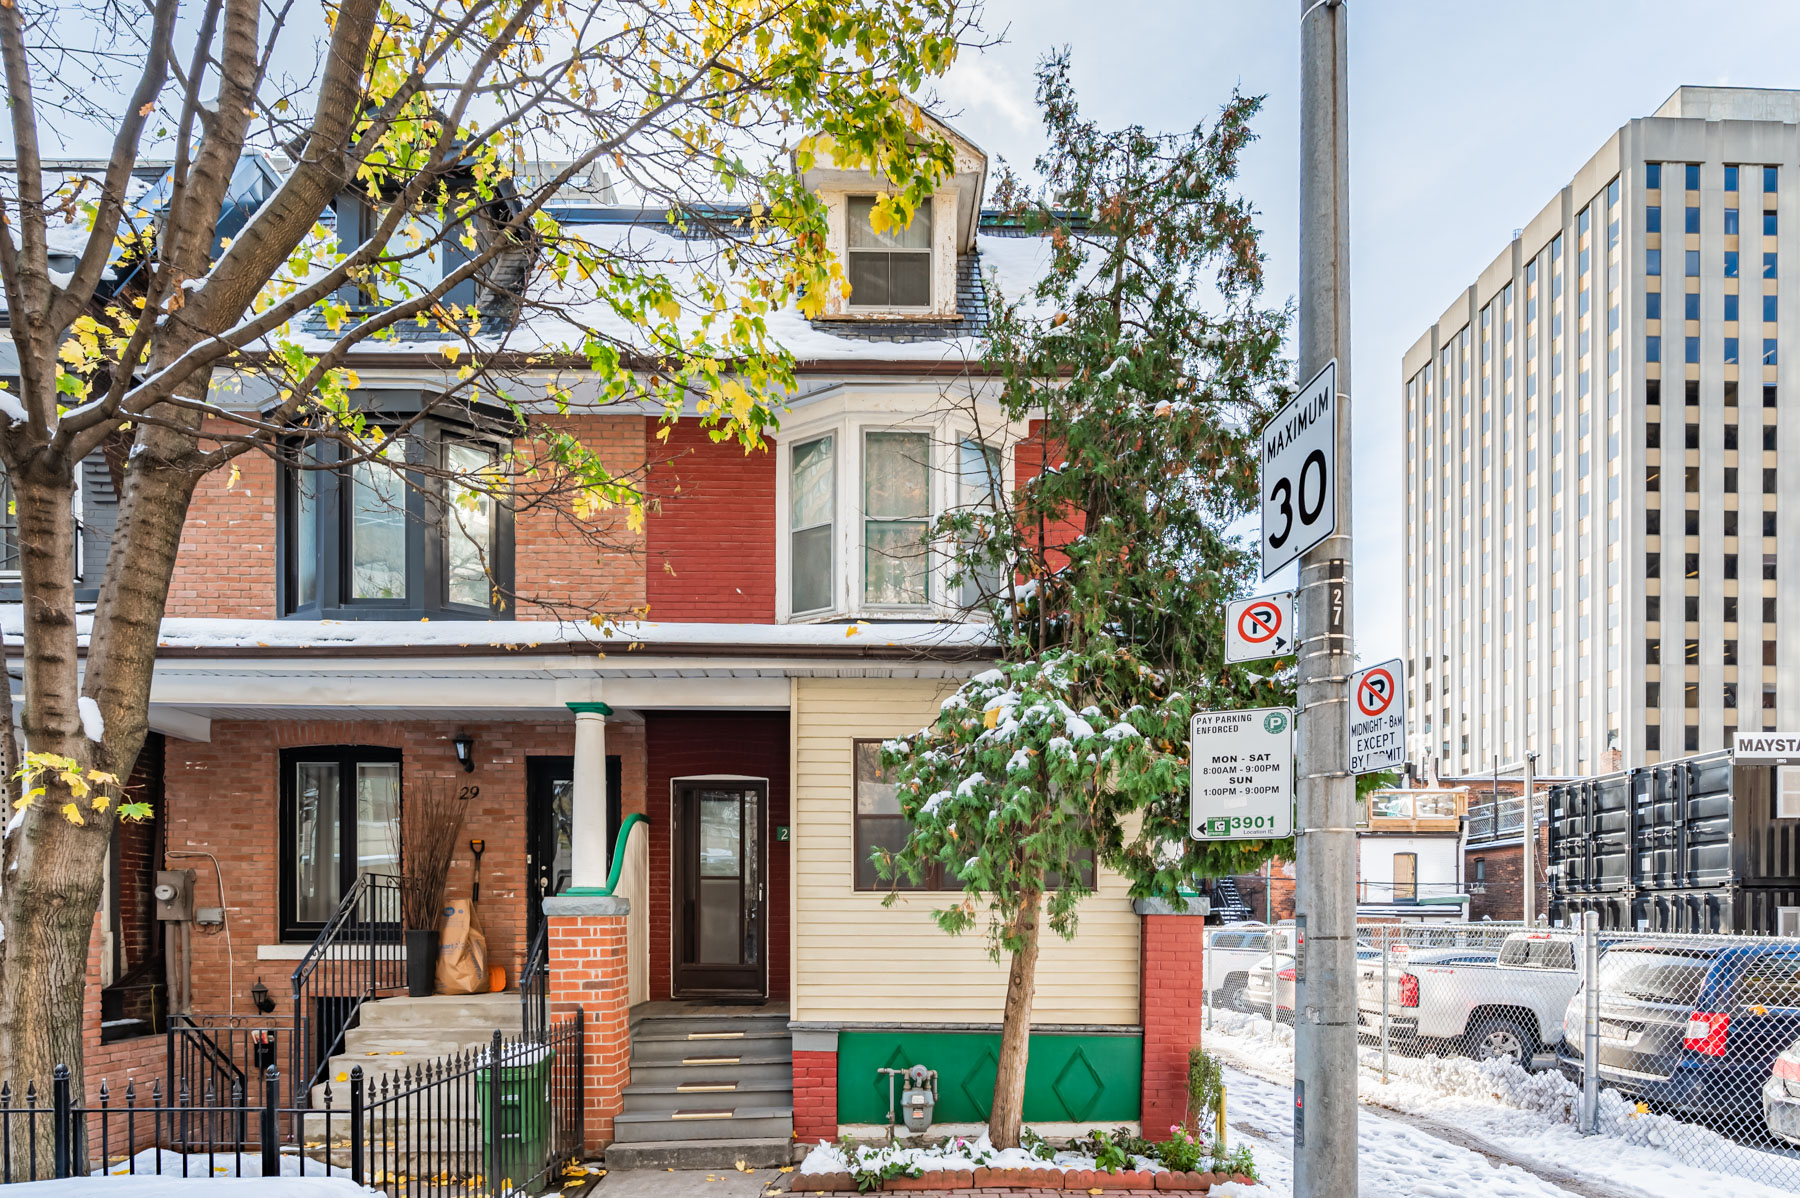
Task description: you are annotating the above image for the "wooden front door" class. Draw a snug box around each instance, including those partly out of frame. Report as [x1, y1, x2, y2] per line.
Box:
[672, 781, 766, 996]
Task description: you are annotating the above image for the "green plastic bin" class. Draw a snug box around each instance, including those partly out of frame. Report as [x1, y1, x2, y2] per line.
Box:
[479, 1045, 556, 1189]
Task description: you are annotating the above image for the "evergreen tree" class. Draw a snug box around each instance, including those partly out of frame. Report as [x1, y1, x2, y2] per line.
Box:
[877, 52, 1294, 1147]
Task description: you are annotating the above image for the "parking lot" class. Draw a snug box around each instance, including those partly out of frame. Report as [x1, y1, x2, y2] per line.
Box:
[1203, 919, 1800, 1189]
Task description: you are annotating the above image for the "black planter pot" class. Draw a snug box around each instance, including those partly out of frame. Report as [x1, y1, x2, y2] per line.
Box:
[405, 929, 440, 997]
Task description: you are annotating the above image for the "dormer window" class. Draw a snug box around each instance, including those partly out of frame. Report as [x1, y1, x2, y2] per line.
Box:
[847, 197, 931, 310]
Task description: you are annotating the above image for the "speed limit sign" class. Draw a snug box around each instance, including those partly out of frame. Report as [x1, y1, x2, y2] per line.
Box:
[1260, 359, 1338, 577]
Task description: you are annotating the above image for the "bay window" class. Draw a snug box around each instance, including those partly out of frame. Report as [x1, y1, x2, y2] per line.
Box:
[863, 431, 931, 606]
[280, 413, 513, 619]
[281, 746, 401, 938]
[790, 435, 835, 615]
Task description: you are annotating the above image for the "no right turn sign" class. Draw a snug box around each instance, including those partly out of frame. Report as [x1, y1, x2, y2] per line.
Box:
[1347, 658, 1406, 775]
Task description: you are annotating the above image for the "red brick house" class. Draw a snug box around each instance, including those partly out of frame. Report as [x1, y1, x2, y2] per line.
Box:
[45, 112, 1211, 1170]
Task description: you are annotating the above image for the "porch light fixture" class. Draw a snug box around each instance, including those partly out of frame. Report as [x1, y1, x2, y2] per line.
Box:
[453, 733, 475, 773]
[250, 978, 275, 1015]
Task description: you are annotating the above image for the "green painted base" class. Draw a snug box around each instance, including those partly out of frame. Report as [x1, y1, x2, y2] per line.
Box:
[836, 1030, 1141, 1125]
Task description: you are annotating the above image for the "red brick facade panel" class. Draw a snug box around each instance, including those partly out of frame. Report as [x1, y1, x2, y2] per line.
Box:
[166, 422, 277, 618]
[160, 717, 647, 1018]
[792, 1048, 838, 1142]
[644, 418, 777, 622]
[644, 712, 791, 1002]
[1139, 915, 1206, 1137]
[1015, 420, 1084, 573]
[547, 912, 631, 1149]
[513, 413, 647, 619]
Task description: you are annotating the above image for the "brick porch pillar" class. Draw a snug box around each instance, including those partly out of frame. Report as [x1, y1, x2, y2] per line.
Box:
[1136, 896, 1209, 1139]
[791, 1029, 838, 1144]
[543, 894, 631, 1151]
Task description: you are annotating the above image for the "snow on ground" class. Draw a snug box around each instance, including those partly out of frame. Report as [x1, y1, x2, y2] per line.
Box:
[1206, 1008, 1800, 1198]
[1221, 1062, 1580, 1198]
[20, 1176, 378, 1197]
[90, 1149, 359, 1179]
[796, 1135, 1276, 1196]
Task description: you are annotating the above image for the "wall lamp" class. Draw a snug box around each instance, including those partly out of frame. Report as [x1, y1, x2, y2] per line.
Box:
[453, 733, 475, 773]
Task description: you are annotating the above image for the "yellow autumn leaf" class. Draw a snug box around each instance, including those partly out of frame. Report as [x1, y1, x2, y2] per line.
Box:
[61, 803, 85, 826]
[983, 707, 1000, 729]
[441, 343, 462, 363]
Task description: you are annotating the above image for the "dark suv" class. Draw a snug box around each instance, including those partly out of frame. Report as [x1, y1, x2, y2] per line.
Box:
[1556, 941, 1800, 1123]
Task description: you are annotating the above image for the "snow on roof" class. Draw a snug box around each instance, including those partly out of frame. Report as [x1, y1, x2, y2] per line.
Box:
[287, 218, 1054, 366]
[0, 608, 995, 656]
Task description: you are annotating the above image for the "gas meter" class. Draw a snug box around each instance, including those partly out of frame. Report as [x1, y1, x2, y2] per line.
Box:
[900, 1064, 937, 1133]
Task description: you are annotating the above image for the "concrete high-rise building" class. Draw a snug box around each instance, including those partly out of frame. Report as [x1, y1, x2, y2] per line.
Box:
[1403, 86, 1800, 779]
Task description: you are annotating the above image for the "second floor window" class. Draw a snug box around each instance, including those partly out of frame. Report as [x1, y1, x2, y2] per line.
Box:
[282, 416, 513, 620]
[847, 196, 931, 310]
[863, 431, 930, 605]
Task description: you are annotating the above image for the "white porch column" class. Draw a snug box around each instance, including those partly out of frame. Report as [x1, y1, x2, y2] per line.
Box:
[568, 701, 612, 891]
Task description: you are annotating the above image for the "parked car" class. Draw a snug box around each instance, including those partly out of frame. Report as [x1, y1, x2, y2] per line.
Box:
[1766, 1037, 1800, 1147]
[1557, 941, 1800, 1127]
[1244, 952, 1297, 1021]
[1205, 923, 1293, 1011]
[1357, 930, 1582, 1066]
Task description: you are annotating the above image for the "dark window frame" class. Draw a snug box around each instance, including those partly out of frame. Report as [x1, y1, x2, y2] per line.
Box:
[278, 406, 516, 621]
[278, 744, 404, 942]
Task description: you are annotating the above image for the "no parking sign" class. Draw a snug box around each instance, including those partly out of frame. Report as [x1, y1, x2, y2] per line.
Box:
[1225, 592, 1294, 663]
[1347, 658, 1406, 775]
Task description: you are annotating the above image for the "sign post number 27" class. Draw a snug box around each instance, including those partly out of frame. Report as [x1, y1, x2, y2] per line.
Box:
[1261, 359, 1338, 578]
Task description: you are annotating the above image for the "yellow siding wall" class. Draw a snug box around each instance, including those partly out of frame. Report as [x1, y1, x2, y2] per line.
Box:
[791, 676, 1142, 1026]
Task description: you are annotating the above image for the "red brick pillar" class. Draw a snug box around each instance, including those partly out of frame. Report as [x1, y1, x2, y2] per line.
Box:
[544, 895, 632, 1151]
[791, 1031, 838, 1144]
[1136, 898, 1209, 1140]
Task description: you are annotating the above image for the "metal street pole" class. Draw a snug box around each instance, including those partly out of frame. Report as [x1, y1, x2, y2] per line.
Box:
[1294, 1, 1355, 1195]
[1522, 751, 1537, 926]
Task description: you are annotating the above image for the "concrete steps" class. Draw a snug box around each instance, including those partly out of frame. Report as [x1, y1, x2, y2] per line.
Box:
[604, 1004, 795, 1171]
[308, 993, 522, 1108]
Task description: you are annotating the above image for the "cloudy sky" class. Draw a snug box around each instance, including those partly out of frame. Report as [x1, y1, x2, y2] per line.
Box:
[935, 0, 1800, 662]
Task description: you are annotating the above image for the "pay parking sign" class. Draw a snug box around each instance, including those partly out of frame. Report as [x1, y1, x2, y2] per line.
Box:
[1347, 658, 1406, 775]
[1190, 707, 1294, 841]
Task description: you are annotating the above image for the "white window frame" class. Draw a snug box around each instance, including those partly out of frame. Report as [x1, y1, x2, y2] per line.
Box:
[774, 399, 1019, 624]
[843, 194, 934, 314]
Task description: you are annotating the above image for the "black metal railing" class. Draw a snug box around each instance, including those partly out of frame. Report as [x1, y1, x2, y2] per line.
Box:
[0, 1015, 584, 1194]
[290, 873, 407, 1104]
[520, 916, 548, 1045]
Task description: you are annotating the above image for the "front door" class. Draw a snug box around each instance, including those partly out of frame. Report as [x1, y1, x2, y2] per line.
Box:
[526, 755, 620, 946]
[673, 781, 766, 996]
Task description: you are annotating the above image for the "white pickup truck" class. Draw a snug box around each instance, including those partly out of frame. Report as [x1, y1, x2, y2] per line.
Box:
[1355, 930, 1586, 1067]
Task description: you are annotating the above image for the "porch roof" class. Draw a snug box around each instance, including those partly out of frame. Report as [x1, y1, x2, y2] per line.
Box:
[3, 615, 995, 739]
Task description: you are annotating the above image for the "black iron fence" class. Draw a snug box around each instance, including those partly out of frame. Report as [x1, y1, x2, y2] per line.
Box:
[0, 1015, 585, 1194]
[520, 917, 549, 1045]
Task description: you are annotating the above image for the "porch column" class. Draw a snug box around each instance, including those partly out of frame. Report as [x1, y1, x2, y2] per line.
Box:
[543, 894, 630, 1151]
[1135, 895, 1210, 1137]
[567, 701, 612, 891]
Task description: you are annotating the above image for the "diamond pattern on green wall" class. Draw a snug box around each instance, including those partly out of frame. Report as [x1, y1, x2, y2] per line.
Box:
[834, 1031, 1142, 1125]
[1050, 1047, 1104, 1122]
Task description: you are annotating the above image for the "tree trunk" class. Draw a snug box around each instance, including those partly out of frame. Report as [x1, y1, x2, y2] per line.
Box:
[988, 890, 1043, 1149]
[0, 471, 112, 1174]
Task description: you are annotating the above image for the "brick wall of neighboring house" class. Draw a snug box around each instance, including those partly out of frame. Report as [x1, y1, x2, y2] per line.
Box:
[161, 717, 648, 1018]
[1231, 865, 1297, 924]
[514, 414, 648, 620]
[1466, 822, 1551, 923]
[644, 712, 791, 1002]
[106, 734, 165, 1030]
[644, 418, 776, 622]
[1139, 913, 1207, 1137]
[165, 428, 278, 618]
[1016, 420, 1083, 573]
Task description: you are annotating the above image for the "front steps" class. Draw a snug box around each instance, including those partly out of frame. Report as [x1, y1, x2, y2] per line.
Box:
[605, 1004, 794, 1170]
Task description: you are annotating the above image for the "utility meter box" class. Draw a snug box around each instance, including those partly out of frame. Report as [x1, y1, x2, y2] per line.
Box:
[901, 1065, 937, 1134]
[153, 870, 195, 921]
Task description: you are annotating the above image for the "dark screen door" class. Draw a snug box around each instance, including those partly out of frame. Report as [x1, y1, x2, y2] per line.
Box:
[673, 781, 765, 996]
[526, 755, 620, 946]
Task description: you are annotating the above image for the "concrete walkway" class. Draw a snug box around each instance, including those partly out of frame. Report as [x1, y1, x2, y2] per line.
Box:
[594, 1167, 789, 1197]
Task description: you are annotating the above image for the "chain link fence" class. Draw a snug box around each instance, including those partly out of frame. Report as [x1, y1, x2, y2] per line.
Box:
[1200, 918, 1800, 1191]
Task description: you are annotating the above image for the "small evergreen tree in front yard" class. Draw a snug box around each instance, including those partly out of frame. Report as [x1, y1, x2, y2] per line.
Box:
[876, 52, 1296, 1148]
